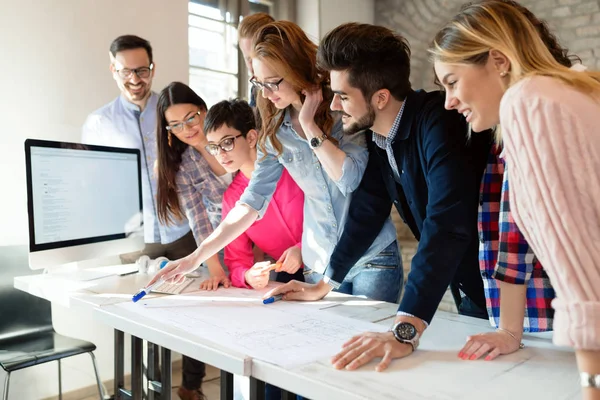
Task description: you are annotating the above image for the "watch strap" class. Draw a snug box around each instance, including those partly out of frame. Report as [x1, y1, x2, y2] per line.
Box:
[581, 372, 600, 388]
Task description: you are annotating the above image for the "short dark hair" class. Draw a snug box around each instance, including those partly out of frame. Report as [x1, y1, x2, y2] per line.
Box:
[317, 23, 412, 102]
[109, 35, 153, 64]
[204, 99, 256, 137]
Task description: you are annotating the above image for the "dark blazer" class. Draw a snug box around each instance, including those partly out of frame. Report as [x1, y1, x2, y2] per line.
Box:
[324, 89, 491, 324]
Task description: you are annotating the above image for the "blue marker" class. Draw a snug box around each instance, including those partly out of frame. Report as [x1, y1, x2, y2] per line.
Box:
[262, 294, 284, 305]
[132, 278, 164, 303]
[132, 260, 171, 302]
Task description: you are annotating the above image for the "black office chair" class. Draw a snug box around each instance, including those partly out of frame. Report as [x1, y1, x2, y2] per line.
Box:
[0, 245, 105, 400]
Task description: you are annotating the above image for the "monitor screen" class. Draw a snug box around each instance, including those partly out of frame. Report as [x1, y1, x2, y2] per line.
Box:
[25, 139, 143, 266]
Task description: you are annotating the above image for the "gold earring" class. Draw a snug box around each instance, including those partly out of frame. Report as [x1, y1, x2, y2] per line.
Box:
[500, 71, 508, 77]
[168, 132, 173, 147]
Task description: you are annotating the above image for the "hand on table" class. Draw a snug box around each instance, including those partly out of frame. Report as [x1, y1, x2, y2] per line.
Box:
[459, 330, 522, 361]
[199, 274, 231, 291]
[263, 279, 332, 301]
[331, 331, 413, 372]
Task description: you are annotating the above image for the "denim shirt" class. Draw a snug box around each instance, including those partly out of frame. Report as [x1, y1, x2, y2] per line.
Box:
[239, 110, 397, 273]
[82, 93, 190, 244]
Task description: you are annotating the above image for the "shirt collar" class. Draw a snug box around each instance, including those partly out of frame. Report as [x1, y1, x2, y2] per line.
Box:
[372, 99, 407, 149]
[118, 91, 158, 114]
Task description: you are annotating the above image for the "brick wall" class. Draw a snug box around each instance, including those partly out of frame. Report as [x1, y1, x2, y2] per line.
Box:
[379, 0, 599, 312]
[375, 0, 600, 91]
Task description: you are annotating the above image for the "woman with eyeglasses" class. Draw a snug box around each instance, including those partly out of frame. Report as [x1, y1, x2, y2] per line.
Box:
[149, 21, 401, 304]
[201, 98, 305, 290]
[155, 81, 232, 291]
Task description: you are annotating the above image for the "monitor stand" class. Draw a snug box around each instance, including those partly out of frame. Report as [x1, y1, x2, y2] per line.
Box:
[42, 255, 138, 281]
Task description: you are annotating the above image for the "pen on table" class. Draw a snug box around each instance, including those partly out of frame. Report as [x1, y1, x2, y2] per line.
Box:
[263, 294, 284, 305]
[132, 278, 164, 303]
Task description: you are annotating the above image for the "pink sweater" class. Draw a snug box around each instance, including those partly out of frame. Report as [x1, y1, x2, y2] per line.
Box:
[501, 75, 600, 350]
[222, 169, 304, 288]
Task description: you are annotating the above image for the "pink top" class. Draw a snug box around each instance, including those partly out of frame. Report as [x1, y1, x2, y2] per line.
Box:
[501, 75, 600, 350]
[222, 169, 304, 288]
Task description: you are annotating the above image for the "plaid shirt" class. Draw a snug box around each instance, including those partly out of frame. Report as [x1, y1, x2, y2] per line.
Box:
[175, 147, 230, 245]
[478, 145, 555, 332]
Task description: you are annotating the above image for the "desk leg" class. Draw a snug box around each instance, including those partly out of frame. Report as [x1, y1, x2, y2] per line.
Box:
[281, 389, 298, 400]
[114, 330, 125, 399]
[147, 342, 160, 400]
[220, 370, 234, 400]
[160, 346, 172, 400]
[249, 377, 265, 400]
[131, 336, 143, 400]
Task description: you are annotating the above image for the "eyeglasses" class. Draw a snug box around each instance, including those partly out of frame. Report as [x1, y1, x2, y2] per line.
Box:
[115, 64, 154, 79]
[205, 133, 245, 156]
[165, 111, 203, 134]
[249, 77, 284, 92]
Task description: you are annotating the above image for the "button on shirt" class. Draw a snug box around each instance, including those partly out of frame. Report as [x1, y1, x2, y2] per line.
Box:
[239, 111, 397, 274]
[82, 93, 190, 244]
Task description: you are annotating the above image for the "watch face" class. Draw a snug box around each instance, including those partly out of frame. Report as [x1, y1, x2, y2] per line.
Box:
[310, 137, 320, 148]
[396, 322, 417, 340]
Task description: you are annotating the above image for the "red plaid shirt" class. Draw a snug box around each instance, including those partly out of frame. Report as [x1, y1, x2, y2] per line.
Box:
[478, 145, 554, 332]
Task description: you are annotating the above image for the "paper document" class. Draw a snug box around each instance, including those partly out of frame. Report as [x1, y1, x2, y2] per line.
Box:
[116, 290, 387, 368]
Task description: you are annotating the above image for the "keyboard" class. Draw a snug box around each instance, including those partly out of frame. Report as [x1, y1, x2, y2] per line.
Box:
[151, 279, 194, 295]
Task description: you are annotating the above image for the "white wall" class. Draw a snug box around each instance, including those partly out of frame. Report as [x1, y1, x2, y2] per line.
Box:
[296, 0, 375, 41]
[0, 0, 189, 398]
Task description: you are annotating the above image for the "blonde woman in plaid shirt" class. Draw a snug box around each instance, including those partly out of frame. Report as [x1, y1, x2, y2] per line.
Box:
[443, 0, 579, 362]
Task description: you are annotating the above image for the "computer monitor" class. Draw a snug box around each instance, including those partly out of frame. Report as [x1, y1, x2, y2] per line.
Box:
[25, 139, 145, 270]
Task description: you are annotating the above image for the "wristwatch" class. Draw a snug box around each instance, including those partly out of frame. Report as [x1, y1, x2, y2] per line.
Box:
[309, 134, 328, 149]
[391, 321, 420, 351]
[581, 372, 600, 388]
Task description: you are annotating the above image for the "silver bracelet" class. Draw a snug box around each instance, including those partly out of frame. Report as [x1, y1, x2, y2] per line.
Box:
[496, 327, 525, 349]
[581, 372, 600, 389]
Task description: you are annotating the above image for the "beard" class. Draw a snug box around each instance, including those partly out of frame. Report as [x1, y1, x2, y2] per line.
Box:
[342, 104, 376, 135]
[125, 82, 149, 101]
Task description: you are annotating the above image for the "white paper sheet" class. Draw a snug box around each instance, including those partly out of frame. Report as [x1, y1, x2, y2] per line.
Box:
[116, 290, 388, 368]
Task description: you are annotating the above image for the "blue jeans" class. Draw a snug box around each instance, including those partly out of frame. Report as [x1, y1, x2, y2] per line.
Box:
[305, 240, 404, 303]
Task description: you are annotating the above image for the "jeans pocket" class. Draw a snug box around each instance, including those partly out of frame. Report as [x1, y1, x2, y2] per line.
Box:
[365, 263, 397, 270]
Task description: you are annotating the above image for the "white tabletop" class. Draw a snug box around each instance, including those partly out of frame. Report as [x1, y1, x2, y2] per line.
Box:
[251, 311, 580, 400]
[14, 270, 579, 399]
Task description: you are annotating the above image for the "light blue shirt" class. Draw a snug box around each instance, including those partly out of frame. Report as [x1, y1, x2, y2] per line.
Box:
[239, 110, 397, 273]
[82, 93, 190, 244]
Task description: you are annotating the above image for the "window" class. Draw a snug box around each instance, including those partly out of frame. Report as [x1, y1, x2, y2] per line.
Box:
[188, 0, 274, 107]
[188, 2, 239, 107]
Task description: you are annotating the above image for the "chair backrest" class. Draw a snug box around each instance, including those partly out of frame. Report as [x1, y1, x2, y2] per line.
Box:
[0, 245, 52, 341]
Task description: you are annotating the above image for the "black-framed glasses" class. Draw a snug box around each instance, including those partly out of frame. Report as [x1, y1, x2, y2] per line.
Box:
[205, 133, 245, 156]
[249, 77, 284, 92]
[166, 111, 203, 134]
[115, 63, 154, 79]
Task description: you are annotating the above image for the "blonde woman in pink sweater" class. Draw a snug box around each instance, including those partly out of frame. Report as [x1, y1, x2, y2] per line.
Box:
[429, 1, 600, 398]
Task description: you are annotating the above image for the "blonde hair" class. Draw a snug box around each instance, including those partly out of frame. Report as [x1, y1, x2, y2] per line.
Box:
[429, 1, 600, 99]
[238, 12, 274, 39]
[251, 21, 334, 157]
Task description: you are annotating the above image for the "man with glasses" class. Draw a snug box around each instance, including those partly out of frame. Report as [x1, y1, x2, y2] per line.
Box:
[82, 34, 196, 263]
[82, 35, 207, 400]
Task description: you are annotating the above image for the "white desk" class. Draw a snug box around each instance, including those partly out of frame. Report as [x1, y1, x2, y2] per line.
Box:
[15, 271, 579, 400]
[14, 269, 206, 400]
[251, 311, 580, 400]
